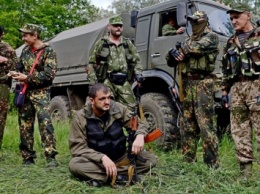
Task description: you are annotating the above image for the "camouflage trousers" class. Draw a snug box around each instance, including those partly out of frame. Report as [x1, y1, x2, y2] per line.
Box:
[181, 78, 219, 166]
[0, 84, 10, 149]
[18, 88, 58, 160]
[104, 79, 136, 111]
[230, 78, 260, 164]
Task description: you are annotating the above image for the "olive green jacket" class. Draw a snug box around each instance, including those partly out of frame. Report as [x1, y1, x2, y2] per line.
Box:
[69, 100, 149, 162]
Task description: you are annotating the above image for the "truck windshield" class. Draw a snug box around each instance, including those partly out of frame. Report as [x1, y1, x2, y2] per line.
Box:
[197, 3, 234, 37]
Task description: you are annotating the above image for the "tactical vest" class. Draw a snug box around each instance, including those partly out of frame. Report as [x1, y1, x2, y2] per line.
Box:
[223, 27, 260, 77]
[86, 118, 126, 161]
[181, 34, 219, 74]
[94, 38, 136, 82]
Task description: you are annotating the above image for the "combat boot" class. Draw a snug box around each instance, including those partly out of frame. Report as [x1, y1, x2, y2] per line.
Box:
[46, 156, 59, 168]
[239, 162, 252, 181]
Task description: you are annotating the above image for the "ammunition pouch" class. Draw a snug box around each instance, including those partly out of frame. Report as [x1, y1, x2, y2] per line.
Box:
[227, 50, 238, 74]
[247, 47, 260, 74]
[126, 53, 136, 82]
[108, 72, 128, 85]
[189, 54, 216, 73]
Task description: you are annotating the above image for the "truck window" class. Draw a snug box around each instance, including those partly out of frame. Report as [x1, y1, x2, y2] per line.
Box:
[135, 17, 150, 45]
[197, 3, 234, 37]
[160, 10, 179, 37]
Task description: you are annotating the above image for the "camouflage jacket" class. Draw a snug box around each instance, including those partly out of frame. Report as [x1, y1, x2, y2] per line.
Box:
[69, 100, 148, 162]
[166, 28, 219, 74]
[222, 26, 260, 79]
[88, 35, 142, 82]
[19, 43, 57, 90]
[162, 24, 177, 36]
[0, 41, 18, 82]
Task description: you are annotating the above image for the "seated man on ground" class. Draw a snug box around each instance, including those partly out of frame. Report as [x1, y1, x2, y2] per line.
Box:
[68, 83, 157, 187]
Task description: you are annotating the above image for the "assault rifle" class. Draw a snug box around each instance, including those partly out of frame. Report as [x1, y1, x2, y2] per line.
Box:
[169, 86, 183, 116]
[111, 85, 163, 187]
[127, 85, 163, 185]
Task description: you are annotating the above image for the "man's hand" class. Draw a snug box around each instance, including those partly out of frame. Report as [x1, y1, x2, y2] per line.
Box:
[11, 72, 28, 82]
[177, 27, 185, 34]
[101, 155, 117, 177]
[0, 56, 8, 64]
[132, 134, 144, 155]
[169, 48, 184, 61]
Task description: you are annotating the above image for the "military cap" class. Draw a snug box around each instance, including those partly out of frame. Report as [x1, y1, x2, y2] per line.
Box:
[186, 11, 208, 21]
[226, 3, 251, 14]
[18, 23, 41, 34]
[109, 16, 123, 25]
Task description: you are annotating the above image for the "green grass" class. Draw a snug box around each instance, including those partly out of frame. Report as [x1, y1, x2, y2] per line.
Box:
[1, 113, 260, 194]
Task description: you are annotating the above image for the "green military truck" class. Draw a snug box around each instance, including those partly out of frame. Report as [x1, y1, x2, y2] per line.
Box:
[27, 0, 233, 148]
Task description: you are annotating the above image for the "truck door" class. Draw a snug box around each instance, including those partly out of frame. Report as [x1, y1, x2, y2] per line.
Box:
[135, 15, 151, 69]
[149, 6, 186, 71]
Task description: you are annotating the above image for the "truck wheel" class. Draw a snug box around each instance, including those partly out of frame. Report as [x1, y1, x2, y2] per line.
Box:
[141, 93, 180, 150]
[49, 96, 70, 121]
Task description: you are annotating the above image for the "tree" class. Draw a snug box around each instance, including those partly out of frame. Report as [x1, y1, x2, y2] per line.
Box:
[0, 0, 99, 48]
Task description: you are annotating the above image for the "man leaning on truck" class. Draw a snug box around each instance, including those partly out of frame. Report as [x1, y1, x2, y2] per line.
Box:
[88, 15, 143, 111]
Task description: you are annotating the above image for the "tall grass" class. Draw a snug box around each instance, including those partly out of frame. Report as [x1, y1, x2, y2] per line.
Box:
[1, 113, 260, 194]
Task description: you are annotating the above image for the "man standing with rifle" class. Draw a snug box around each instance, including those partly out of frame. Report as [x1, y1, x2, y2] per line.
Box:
[166, 11, 220, 168]
[69, 83, 157, 187]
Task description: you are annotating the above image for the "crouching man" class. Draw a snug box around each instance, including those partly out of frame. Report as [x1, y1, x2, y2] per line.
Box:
[68, 83, 157, 187]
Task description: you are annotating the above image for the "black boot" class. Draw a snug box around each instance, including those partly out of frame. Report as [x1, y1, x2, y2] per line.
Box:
[22, 158, 35, 165]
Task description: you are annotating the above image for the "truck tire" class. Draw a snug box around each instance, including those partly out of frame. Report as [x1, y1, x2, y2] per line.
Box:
[141, 93, 180, 150]
[49, 95, 70, 121]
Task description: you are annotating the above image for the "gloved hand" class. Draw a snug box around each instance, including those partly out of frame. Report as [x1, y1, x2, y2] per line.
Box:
[221, 95, 229, 108]
[135, 74, 144, 83]
[168, 48, 181, 59]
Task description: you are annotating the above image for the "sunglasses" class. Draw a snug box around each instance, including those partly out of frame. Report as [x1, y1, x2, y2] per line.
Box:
[112, 24, 123, 28]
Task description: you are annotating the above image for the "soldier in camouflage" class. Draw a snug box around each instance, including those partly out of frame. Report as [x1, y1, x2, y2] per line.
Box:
[162, 17, 185, 36]
[166, 11, 220, 168]
[88, 15, 143, 111]
[222, 3, 260, 179]
[0, 25, 18, 149]
[12, 24, 58, 167]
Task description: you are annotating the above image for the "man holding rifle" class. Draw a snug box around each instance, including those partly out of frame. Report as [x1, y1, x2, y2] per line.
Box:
[166, 11, 220, 168]
[69, 83, 157, 187]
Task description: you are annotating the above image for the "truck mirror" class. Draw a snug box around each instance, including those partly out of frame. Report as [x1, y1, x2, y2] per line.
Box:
[131, 10, 139, 28]
[177, 2, 187, 27]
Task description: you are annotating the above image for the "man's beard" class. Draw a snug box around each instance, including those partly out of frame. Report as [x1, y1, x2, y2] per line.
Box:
[110, 30, 122, 37]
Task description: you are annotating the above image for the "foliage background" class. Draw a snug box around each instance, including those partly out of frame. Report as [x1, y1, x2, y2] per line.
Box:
[1, 0, 260, 49]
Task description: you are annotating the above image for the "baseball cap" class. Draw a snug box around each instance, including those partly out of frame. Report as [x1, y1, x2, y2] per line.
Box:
[18, 23, 42, 34]
[226, 3, 251, 14]
[186, 11, 208, 21]
[109, 16, 123, 25]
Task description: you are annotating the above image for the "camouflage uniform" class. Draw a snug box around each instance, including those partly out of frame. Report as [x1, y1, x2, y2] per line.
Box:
[162, 24, 177, 36]
[0, 27, 18, 149]
[17, 24, 58, 162]
[167, 11, 220, 167]
[222, 4, 260, 172]
[88, 16, 142, 111]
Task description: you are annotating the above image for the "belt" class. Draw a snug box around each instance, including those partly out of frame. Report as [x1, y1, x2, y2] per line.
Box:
[108, 72, 127, 77]
[187, 73, 213, 80]
[235, 75, 260, 82]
